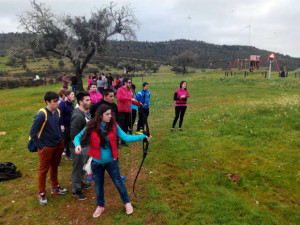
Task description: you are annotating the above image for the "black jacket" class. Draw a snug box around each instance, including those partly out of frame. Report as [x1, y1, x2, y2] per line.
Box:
[90, 100, 118, 121]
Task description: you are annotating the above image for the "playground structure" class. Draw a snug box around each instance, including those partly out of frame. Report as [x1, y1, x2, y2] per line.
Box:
[252, 52, 280, 78]
[229, 59, 249, 70]
[229, 55, 260, 71]
[229, 52, 282, 78]
[249, 55, 260, 71]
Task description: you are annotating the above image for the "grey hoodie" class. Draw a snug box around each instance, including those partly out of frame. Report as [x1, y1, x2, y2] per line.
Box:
[70, 108, 91, 147]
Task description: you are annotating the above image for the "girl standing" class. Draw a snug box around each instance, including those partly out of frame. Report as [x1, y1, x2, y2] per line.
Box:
[59, 90, 75, 160]
[171, 81, 189, 132]
[74, 105, 150, 217]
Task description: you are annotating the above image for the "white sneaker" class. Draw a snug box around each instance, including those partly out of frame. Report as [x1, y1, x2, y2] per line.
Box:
[93, 206, 105, 218]
[125, 203, 133, 215]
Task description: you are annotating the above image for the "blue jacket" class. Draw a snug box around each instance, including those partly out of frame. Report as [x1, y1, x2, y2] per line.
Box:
[131, 93, 138, 111]
[59, 100, 74, 128]
[29, 108, 63, 150]
[137, 89, 150, 109]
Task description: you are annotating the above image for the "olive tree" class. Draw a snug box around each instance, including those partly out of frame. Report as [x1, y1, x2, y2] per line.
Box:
[171, 51, 198, 74]
[19, 0, 138, 91]
[6, 47, 27, 67]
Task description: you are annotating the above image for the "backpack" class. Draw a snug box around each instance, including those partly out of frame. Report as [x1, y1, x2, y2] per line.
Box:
[0, 162, 22, 182]
[28, 108, 60, 152]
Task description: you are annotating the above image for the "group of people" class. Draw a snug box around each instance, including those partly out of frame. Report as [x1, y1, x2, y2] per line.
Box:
[29, 73, 189, 218]
[62, 73, 78, 96]
[87, 72, 122, 94]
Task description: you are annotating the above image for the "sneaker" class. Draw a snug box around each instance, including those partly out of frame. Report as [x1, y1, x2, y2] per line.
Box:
[170, 128, 174, 132]
[121, 141, 129, 147]
[38, 193, 47, 205]
[81, 183, 92, 189]
[125, 203, 133, 215]
[121, 176, 127, 182]
[93, 206, 105, 218]
[136, 130, 143, 135]
[51, 185, 68, 195]
[72, 191, 87, 200]
[62, 152, 66, 156]
[179, 128, 183, 132]
[65, 156, 72, 160]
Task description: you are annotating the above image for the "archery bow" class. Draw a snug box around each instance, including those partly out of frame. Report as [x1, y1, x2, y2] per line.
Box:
[133, 108, 150, 198]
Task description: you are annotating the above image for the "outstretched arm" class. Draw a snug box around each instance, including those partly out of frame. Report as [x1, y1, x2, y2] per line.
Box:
[117, 125, 146, 142]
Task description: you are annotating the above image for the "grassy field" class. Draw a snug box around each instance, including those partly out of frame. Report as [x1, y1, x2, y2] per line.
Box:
[0, 69, 299, 225]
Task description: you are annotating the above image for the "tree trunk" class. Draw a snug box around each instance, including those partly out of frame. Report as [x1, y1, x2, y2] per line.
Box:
[76, 69, 84, 91]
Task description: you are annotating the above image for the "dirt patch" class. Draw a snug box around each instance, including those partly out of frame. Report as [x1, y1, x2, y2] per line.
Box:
[225, 173, 240, 184]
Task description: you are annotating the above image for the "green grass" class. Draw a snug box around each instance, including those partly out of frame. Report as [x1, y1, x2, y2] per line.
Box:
[0, 69, 299, 224]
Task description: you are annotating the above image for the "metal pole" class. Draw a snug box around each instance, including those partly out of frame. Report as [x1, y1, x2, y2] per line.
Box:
[268, 59, 273, 79]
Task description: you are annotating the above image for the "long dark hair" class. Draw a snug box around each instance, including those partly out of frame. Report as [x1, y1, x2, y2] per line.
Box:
[180, 81, 187, 90]
[81, 104, 115, 147]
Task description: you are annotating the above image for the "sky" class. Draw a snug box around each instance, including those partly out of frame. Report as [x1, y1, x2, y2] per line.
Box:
[0, 0, 299, 57]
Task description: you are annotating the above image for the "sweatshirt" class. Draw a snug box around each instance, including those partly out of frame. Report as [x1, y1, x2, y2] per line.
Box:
[62, 76, 69, 87]
[90, 100, 118, 120]
[70, 108, 91, 148]
[174, 88, 189, 107]
[89, 90, 103, 104]
[117, 86, 140, 112]
[58, 99, 74, 129]
[29, 108, 63, 150]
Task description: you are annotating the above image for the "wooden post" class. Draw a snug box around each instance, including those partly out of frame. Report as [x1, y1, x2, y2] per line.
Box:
[6, 78, 8, 89]
[44, 78, 47, 85]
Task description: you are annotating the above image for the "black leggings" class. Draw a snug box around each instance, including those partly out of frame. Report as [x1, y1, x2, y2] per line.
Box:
[172, 106, 187, 128]
[128, 110, 137, 134]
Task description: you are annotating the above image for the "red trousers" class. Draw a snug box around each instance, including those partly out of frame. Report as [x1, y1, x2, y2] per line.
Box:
[38, 140, 64, 194]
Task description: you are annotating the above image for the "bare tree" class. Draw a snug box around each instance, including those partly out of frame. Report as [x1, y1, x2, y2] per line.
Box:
[19, 0, 138, 91]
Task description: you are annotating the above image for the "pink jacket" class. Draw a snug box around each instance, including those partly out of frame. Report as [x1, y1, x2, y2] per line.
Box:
[117, 86, 139, 112]
[89, 90, 103, 104]
[88, 78, 93, 87]
[174, 88, 189, 107]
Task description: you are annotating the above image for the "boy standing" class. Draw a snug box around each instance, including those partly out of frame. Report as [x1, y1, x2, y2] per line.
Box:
[136, 83, 150, 134]
[29, 92, 67, 205]
[70, 91, 92, 200]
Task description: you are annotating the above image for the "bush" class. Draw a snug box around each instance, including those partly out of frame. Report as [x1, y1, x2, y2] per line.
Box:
[97, 63, 105, 70]
[7, 80, 21, 89]
[85, 67, 99, 74]
[171, 66, 184, 73]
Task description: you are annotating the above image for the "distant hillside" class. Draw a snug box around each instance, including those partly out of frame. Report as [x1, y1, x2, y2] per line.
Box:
[1, 32, 299, 70]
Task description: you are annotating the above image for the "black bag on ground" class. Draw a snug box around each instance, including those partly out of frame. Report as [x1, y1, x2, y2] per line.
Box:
[0, 162, 22, 182]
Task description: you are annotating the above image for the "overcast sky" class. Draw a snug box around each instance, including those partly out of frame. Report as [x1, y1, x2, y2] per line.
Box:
[0, 0, 299, 57]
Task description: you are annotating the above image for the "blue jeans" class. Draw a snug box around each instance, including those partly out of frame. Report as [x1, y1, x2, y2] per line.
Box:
[91, 159, 130, 207]
[71, 84, 77, 96]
